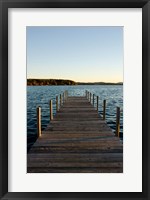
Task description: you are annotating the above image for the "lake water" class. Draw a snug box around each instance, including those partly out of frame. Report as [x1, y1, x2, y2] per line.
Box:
[27, 85, 123, 151]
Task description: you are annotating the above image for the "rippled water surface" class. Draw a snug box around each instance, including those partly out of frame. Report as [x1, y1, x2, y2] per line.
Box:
[27, 85, 123, 150]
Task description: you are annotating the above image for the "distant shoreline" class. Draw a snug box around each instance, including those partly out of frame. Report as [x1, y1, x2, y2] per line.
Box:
[27, 79, 123, 86]
[77, 82, 123, 85]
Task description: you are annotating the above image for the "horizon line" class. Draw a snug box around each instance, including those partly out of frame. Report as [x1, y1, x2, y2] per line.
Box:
[27, 78, 123, 84]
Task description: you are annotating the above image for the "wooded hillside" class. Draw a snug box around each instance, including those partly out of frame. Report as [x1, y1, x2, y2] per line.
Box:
[27, 79, 77, 86]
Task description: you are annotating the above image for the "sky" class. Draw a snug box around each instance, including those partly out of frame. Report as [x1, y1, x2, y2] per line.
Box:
[27, 26, 123, 83]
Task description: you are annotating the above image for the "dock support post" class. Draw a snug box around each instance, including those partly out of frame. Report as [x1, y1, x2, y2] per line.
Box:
[63, 92, 65, 103]
[60, 94, 62, 107]
[90, 93, 92, 103]
[103, 100, 106, 120]
[97, 96, 99, 111]
[93, 94, 95, 106]
[37, 107, 41, 137]
[64, 91, 66, 101]
[56, 96, 59, 112]
[50, 100, 53, 120]
[116, 107, 120, 137]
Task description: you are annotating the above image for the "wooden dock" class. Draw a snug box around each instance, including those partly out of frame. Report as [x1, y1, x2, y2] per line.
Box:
[27, 93, 123, 173]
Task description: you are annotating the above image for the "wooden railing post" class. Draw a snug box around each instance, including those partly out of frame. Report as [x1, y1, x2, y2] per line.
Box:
[103, 100, 106, 120]
[56, 96, 59, 111]
[97, 96, 99, 111]
[64, 91, 66, 102]
[50, 100, 53, 120]
[93, 94, 95, 106]
[63, 92, 65, 103]
[60, 94, 62, 107]
[90, 93, 92, 103]
[37, 107, 41, 137]
[116, 107, 120, 137]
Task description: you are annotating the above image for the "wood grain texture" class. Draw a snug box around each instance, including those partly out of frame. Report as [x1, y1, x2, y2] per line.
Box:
[28, 96, 123, 173]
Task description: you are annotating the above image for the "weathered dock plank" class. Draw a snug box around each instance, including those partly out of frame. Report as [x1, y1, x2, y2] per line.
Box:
[27, 95, 123, 173]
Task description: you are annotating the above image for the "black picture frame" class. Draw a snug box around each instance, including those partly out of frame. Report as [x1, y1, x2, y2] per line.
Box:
[0, 0, 150, 199]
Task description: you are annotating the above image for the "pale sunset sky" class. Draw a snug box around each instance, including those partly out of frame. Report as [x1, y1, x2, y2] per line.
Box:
[27, 26, 123, 83]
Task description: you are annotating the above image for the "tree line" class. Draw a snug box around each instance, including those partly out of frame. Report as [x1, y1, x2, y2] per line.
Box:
[27, 79, 77, 86]
[27, 79, 123, 86]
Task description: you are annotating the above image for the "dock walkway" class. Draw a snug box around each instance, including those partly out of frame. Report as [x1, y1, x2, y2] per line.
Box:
[27, 95, 123, 173]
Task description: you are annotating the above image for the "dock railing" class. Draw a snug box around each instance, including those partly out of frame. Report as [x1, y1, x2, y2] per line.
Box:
[85, 90, 122, 137]
[36, 90, 122, 138]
